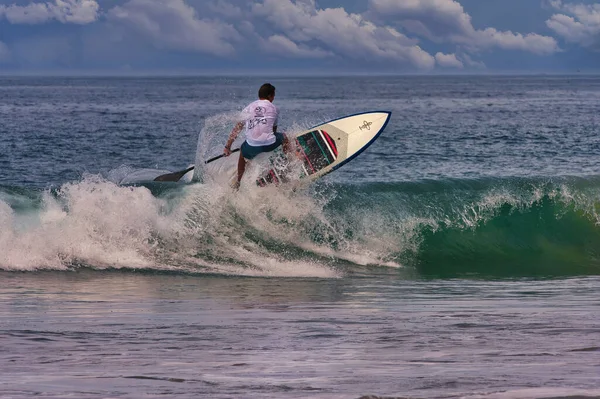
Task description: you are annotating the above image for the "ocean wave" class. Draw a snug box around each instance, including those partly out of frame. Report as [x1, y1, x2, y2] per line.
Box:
[2, 175, 600, 278]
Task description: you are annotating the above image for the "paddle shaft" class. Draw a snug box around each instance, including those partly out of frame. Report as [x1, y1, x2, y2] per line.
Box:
[205, 148, 240, 164]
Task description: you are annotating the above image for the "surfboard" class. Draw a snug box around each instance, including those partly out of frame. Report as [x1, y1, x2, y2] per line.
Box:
[255, 111, 391, 186]
[155, 111, 391, 186]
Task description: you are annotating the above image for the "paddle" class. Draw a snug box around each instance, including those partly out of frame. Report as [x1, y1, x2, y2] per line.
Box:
[153, 166, 195, 182]
[204, 148, 240, 164]
[153, 148, 240, 182]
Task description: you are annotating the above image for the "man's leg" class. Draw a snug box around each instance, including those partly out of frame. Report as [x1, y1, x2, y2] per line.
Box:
[279, 133, 302, 161]
[282, 134, 290, 153]
[274, 132, 292, 155]
[236, 151, 247, 185]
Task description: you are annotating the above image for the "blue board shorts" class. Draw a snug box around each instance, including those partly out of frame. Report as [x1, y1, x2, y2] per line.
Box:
[241, 133, 285, 160]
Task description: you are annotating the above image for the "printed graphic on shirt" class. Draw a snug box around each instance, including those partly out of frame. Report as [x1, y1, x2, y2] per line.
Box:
[248, 107, 268, 130]
[241, 100, 279, 147]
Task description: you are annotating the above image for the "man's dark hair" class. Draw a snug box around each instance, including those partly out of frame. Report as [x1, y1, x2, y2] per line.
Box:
[258, 83, 276, 99]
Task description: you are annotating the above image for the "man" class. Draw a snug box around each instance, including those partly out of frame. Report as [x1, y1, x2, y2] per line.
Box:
[223, 83, 288, 188]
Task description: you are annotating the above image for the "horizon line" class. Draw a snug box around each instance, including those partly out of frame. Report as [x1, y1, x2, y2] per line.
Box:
[0, 70, 599, 78]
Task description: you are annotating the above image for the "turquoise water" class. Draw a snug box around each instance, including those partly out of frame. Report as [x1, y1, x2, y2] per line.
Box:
[0, 76, 599, 398]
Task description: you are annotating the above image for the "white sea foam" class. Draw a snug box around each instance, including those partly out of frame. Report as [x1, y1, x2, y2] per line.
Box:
[465, 387, 600, 399]
[0, 175, 345, 277]
[0, 177, 164, 271]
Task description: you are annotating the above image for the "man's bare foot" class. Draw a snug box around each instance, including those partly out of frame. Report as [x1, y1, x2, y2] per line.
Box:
[230, 179, 240, 190]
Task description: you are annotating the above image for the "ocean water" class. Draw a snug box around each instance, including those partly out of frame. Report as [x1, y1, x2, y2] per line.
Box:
[0, 75, 599, 398]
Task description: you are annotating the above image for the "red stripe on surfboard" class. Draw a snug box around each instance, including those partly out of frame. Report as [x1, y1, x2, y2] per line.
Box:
[321, 130, 338, 157]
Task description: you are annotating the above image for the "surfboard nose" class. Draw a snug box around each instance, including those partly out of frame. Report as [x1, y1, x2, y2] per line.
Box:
[327, 111, 391, 156]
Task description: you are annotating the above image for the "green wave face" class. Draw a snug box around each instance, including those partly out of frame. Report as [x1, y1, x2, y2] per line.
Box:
[414, 196, 600, 278]
[323, 177, 600, 278]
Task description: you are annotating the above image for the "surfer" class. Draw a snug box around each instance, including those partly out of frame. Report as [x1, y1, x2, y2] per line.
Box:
[223, 83, 289, 188]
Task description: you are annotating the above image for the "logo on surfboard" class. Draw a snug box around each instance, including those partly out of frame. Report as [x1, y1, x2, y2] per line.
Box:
[359, 120, 373, 131]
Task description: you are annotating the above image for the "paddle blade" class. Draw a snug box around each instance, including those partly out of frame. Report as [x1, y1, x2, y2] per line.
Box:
[153, 148, 239, 183]
[153, 166, 195, 182]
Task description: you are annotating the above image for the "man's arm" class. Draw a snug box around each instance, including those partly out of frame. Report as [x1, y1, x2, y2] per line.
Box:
[224, 122, 244, 156]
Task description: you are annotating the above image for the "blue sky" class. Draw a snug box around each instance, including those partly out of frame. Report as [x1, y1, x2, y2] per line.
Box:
[0, 0, 599, 73]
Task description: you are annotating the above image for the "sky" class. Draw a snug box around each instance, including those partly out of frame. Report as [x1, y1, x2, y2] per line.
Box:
[0, 0, 599, 74]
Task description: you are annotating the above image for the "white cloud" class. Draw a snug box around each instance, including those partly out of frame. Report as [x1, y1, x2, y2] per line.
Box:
[435, 52, 463, 68]
[107, 0, 241, 56]
[251, 0, 436, 69]
[547, 1, 600, 49]
[475, 28, 560, 55]
[369, 0, 560, 55]
[460, 52, 485, 69]
[263, 35, 331, 58]
[370, 0, 472, 40]
[207, 0, 243, 19]
[0, 0, 99, 24]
